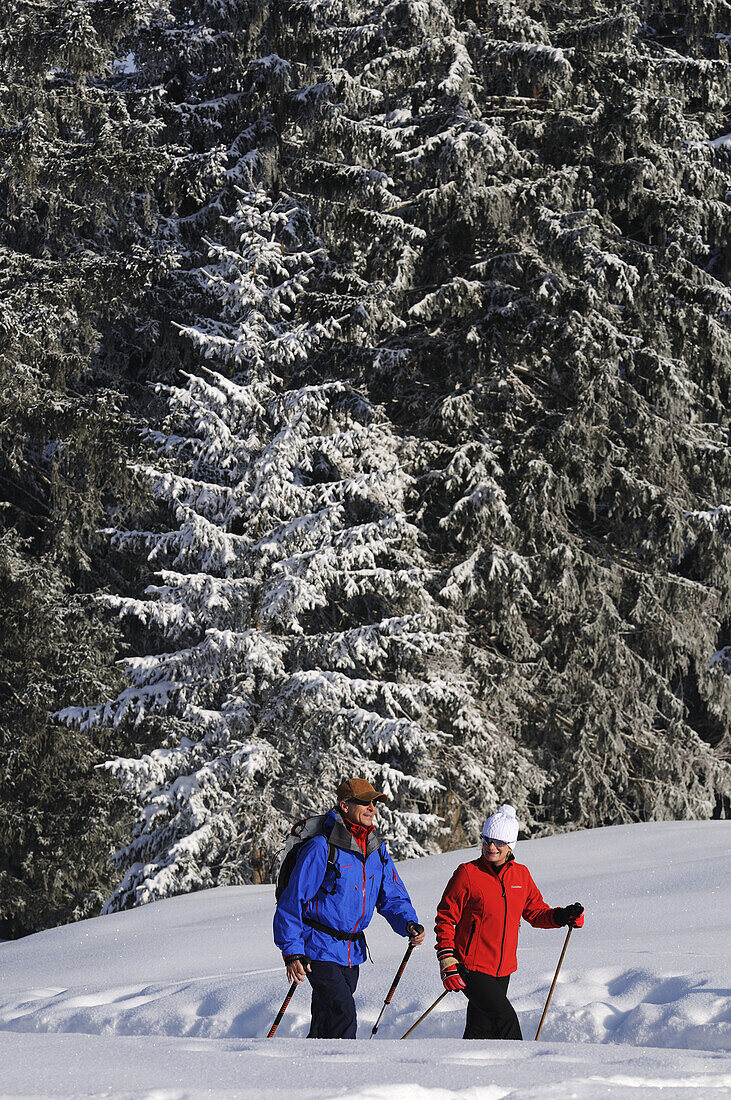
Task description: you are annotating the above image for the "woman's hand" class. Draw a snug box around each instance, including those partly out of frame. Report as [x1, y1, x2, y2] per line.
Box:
[438, 953, 466, 992]
[552, 902, 584, 928]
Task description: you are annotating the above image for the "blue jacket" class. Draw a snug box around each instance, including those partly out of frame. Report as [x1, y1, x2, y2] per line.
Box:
[273, 810, 419, 966]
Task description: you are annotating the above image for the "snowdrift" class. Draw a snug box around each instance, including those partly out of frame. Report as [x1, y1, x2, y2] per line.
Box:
[1, 821, 729, 1098]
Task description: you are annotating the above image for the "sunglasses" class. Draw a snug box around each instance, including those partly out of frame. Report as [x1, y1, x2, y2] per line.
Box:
[481, 836, 510, 849]
[349, 798, 378, 807]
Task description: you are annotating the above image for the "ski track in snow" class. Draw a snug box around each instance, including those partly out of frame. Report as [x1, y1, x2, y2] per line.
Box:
[0, 822, 729, 1098]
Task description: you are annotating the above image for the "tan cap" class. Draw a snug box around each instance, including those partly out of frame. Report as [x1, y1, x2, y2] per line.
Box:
[336, 777, 388, 804]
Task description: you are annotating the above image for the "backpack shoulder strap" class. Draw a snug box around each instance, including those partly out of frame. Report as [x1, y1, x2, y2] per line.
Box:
[322, 840, 341, 895]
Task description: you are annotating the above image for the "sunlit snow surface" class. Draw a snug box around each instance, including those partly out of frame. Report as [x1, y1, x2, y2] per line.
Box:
[1, 822, 729, 1098]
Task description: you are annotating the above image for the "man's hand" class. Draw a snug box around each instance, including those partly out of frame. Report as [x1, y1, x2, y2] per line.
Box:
[283, 954, 311, 983]
[406, 921, 425, 946]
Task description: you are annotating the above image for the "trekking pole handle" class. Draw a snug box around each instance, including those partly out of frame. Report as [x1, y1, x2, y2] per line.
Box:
[535, 925, 573, 1041]
[370, 943, 414, 1036]
[267, 980, 298, 1038]
[400, 989, 450, 1039]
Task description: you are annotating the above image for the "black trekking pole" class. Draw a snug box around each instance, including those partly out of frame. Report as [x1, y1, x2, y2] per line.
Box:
[266, 980, 298, 1038]
[535, 926, 573, 1040]
[371, 944, 414, 1037]
[400, 989, 450, 1039]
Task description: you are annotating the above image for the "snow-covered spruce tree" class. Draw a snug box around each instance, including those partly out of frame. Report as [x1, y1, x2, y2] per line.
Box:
[255, 0, 731, 826]
[0, 0, 171, 564]
[0, 0, 172, 934]
[59, 188, 532, 907]
[425, 0, 731, 824]
[55, 0, 731, 919]
[114, 0, 305, 390]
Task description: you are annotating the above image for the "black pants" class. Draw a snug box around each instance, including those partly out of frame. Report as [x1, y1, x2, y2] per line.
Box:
[460, 967, 522, 1040]
[306, 959, 359, 1038]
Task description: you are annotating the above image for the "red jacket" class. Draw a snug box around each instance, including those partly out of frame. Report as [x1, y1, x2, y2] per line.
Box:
[435, 855, 561, 977]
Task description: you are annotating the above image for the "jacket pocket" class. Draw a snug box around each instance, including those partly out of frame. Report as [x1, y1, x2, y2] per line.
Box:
[321, 861, 341, 896]
[464, 917, 477, 962]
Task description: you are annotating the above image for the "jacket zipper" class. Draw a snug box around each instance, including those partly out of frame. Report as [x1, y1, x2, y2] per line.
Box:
[348, 857, 367, 967]
[496, 867, 507, 976]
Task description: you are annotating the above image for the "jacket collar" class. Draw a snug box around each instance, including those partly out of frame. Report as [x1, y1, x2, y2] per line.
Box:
[326, 809, 382, 860]
[479, 851, 515, 876]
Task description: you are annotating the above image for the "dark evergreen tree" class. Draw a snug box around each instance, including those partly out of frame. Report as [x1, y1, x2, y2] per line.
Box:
[0, 0, 172, 935]
[426, 0, 731, 826]
[61, 0, 731, 911]
[61, 186, 540, 907]
[0, 535, 136, 936]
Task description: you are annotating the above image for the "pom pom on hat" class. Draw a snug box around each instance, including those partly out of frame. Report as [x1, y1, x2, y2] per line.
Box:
[481, 804, 519, 849]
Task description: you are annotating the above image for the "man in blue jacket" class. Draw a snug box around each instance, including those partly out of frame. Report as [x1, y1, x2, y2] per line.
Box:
[273, 777, 425, 1038]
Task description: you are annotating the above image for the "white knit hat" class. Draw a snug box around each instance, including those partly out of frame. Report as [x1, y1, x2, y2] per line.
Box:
[481, 804, 519, 849]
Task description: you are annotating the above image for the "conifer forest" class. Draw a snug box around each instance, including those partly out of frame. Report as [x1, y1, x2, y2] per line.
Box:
[2, 0, 731, 938]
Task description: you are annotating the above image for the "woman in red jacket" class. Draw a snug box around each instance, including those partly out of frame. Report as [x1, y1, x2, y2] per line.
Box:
[435, 804, 584, 1040]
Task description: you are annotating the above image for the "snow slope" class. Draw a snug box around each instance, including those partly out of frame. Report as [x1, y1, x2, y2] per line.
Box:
[1, 821, 729, 1098]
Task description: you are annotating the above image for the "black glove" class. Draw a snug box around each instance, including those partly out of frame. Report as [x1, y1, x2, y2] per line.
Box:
[552, 902, 584, 927]
[406, 921, 424, 940]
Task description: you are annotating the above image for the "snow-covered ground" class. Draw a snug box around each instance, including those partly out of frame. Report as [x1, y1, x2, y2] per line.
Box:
[1, 821, 729, 1098]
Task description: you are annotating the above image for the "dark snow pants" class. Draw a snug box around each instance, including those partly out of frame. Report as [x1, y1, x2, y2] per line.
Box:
[459, 967, 522, 1040]
[306, 959, 360, 1038]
